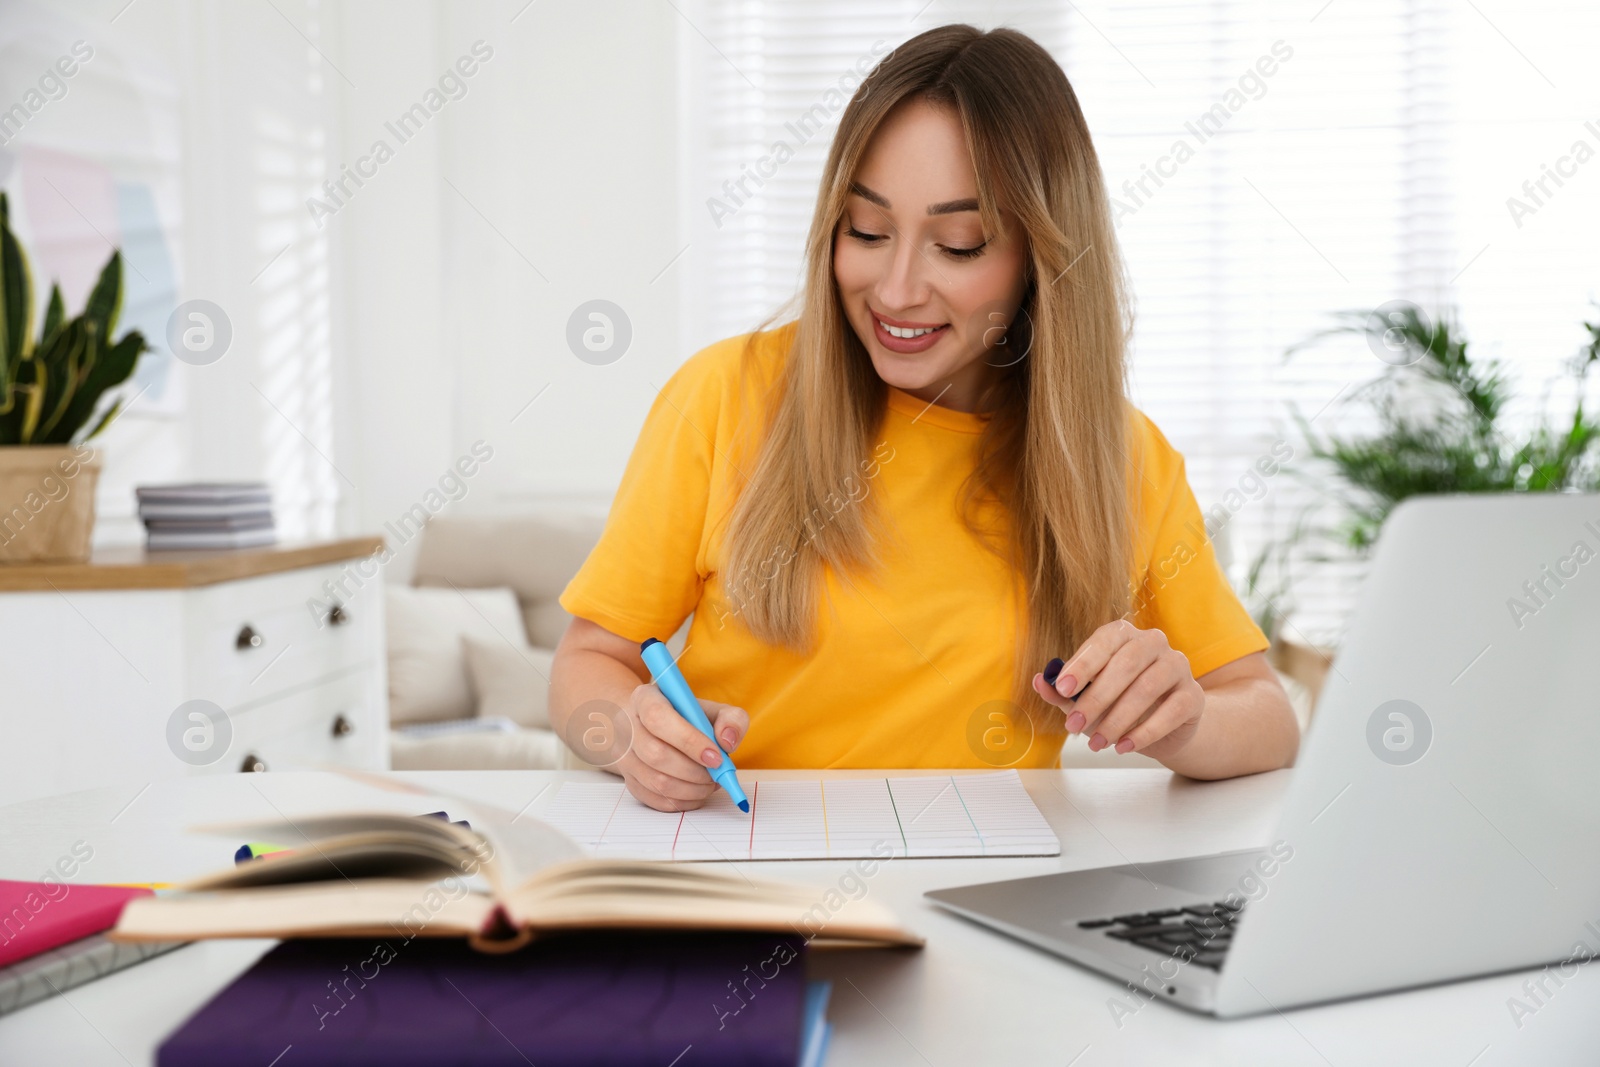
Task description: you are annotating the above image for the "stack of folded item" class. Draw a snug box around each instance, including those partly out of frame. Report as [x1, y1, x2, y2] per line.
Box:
[0, 880, 184, 1016]
[136, 483, 276, 551]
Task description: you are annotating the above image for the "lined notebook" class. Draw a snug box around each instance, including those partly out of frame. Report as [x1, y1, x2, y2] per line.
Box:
[544, 770, 1059, 860]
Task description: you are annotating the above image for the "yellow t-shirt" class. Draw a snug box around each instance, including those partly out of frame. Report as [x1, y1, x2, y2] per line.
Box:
[559, 320, 1268, 768]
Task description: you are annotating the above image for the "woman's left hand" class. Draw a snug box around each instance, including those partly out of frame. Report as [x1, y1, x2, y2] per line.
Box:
[1032, 619, 1205, 758]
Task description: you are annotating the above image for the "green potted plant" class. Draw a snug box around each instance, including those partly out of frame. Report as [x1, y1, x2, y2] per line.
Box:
[1290, 303, 1600, 549]
[1290, 302, 1600, 549]
[1264, 302, 1600, 711]
[0, 191, 149, 562]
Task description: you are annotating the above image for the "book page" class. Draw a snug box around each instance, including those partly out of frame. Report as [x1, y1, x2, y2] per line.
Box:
[184, 803, 583, 901]
[502, 860, 924, 947]
[111, 880, 495, 942]
[541, 771, 1059, 861]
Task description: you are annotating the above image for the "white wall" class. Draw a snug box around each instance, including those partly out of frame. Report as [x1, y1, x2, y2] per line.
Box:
[1, 0, 684, 577]
[432, 0, 685, 521]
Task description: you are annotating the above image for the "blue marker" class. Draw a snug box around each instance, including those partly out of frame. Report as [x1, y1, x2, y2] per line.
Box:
[640, 638, 749, 812]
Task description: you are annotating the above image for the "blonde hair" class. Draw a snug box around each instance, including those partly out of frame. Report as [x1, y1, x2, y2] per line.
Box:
[719, 24, 1135, 722]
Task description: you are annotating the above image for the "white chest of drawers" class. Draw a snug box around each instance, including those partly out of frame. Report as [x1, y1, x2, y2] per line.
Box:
[0, 539, 389, 807]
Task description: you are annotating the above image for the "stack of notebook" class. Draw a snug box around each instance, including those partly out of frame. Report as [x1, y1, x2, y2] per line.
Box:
[0, 880, 184, 1016]
[112, 805, 908, 1064]
[136, 483, 276, 550]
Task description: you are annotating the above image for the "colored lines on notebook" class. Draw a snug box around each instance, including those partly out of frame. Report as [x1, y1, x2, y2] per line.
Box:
[542, 770, 1060, 860]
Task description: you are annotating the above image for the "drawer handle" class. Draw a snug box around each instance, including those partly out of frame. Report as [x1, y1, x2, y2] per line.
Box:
[235, 624, 263, 651]
[327, 604, 350, 627]
[331, 713, 354, 738]
[240, 753, 268, 773]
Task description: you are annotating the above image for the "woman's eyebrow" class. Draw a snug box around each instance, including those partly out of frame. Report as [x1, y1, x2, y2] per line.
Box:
[848, 181, 978, 216]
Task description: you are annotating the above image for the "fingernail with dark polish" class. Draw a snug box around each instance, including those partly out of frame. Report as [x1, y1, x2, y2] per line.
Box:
[1043, 657, 1065, 686]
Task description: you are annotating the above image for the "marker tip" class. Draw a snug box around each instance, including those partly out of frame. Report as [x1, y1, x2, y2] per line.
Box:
[738, 800, 750, 813]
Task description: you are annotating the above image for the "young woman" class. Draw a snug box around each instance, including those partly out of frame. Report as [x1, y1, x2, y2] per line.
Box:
[550, 24, 1299, 812]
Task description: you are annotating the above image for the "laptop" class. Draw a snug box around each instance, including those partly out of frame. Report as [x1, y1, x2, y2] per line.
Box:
[927, 493, 1600, 1017]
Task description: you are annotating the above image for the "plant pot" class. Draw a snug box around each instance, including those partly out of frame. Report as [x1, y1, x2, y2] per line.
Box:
[0, 446, 101, 564]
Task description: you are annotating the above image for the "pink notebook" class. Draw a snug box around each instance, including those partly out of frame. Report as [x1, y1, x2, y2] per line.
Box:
[0, 881, 153, 967]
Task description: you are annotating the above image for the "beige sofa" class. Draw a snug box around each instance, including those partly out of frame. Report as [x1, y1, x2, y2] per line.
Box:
[387, 513, 608, 771]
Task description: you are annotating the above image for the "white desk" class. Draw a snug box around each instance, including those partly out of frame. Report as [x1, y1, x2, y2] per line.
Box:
[0, 769, 1594, 1065]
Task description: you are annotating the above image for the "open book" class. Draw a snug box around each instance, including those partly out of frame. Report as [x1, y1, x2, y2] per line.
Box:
[110, 808, 921, 953]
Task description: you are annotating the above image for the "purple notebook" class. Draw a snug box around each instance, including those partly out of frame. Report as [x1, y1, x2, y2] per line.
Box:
[158, 932, 808, 1066]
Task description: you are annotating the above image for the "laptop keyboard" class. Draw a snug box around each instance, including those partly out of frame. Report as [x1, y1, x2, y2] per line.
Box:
[1075, 900, 1242, 970]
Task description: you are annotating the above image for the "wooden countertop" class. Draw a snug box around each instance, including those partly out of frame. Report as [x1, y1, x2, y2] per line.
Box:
[0, 536, 386, 591]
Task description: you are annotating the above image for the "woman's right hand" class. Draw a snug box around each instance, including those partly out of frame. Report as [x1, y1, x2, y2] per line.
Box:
[616, 683, 749, 812]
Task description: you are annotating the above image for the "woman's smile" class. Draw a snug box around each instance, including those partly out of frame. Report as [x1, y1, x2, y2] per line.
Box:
[871, 308, 951, 353]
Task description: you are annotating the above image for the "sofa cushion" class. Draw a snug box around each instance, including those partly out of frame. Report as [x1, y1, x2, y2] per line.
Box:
[463, 635, 555, 730]
[388, 726, 569, 771]
[411, 514, 606, 648]
[386, 585, 528, 724]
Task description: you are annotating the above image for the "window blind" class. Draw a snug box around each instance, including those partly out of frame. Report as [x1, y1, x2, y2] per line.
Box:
[682, 0, 1600, 644]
